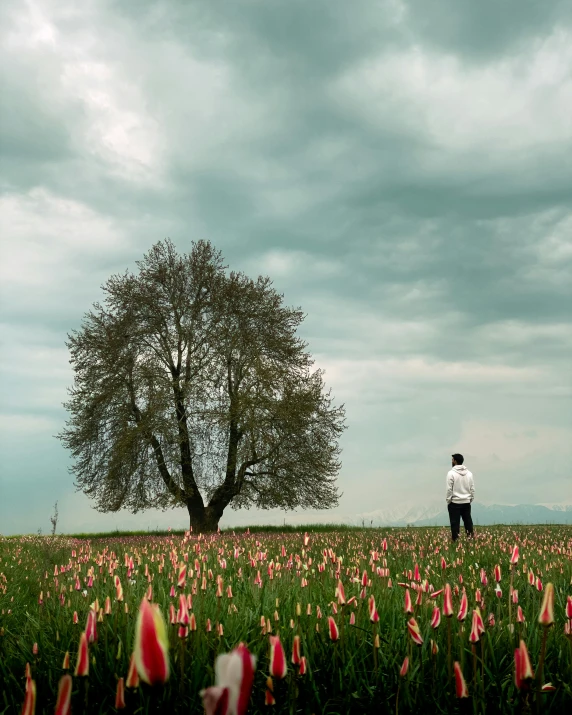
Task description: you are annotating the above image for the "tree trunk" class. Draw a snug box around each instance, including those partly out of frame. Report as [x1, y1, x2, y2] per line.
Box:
[186, 502, 221, 533]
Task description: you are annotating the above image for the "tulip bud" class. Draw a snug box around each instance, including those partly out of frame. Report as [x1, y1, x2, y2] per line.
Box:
[74, 632, 89, 677]
[469, 610, 480, 643]
[399, 656, 409, 676]
[443, 583, 453, 617]
[115, 677, 126, 709]
[431, 606, 441, 629]
[457, 591, 468, 621]
[328, 616, 340, 641]
[510, 545, 519, 564]
[133, 598, 170, 685]
[292, 635, 301, 665]
[454, 662, 469, 698]
[126, 653, 140, 689]
[407, 618, 423, 646]
[299, 656, 307, 675]
[55, 674, 72, 715]
[21, 678, 36, 715]
[269, 635, 287, 678]
[538, 583, 554, 627]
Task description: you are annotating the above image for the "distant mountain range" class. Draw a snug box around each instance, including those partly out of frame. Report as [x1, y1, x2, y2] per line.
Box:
[359, 502, 572, 527]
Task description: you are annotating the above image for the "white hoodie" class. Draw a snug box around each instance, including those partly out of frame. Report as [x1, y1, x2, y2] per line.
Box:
[446, 465, 475, 504]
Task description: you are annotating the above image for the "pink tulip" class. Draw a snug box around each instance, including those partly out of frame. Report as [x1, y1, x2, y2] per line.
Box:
[399, 656, 409, 676]
[510, 545, 519, 564]
[431, 606, 441, 629]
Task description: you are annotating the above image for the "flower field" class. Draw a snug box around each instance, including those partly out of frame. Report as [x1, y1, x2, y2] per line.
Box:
[1, 526, 571, 714]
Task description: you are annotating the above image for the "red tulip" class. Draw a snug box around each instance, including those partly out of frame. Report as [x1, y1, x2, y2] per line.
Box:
[62, 651, 70, 670]
[494, 565, 501, 582]
[133, 597, 170, 685]
[538, 583, 554, 627]
[457, 591, 468, 621]
[454, 662, 469, 698]
[510, 545, 519, 564]
[269, 635, 287, 678]
[115, 677, 126, 709]
[399, 656, 409, 676]
[21, 678, 36, 715]
[291, 635, 301, 665]
[201, 642, 256, 715]
[368, 595, 379, 623]
[443, 583, 453, 617]
[114, 575, 123, 602]
[328, 616, 340, 642]
[469, 610, 480, 643]
[55, 674, 72, 715]
[515, 639, 534, 688]
[407, 618, 423, 646]
[299, 656, 307, 675]
[431, 606, 441, 629]
[404, 589, 413, 614]
[567, 595, 572, 619]
[177, 594, 189, 625]
[74, 632, 89, 677]
[85, 608, 97, 644]
[125, 653, 140, 689]
[516, 605, 525, 623]
[336, 579, 346, 605]
[178, 564, 186, 589]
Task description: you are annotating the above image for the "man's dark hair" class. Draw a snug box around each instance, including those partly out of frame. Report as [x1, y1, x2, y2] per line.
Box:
[452, 453, 464, 464]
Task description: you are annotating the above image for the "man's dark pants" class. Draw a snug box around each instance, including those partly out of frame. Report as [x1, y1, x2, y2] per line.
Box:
[448, 502, 474, 540]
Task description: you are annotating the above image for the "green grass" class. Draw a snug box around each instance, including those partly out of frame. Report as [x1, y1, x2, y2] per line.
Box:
[1, 526, 571, 714]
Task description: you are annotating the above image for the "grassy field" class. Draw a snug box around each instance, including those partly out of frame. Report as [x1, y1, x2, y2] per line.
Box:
[1, 525, 571, 713]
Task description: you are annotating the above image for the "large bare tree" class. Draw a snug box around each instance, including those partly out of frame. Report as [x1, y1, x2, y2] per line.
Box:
[58, 240, 345, 531]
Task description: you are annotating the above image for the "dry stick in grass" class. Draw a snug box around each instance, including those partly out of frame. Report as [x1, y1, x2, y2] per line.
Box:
[447, 617, 452, 682]
[535, 627, 549, 715]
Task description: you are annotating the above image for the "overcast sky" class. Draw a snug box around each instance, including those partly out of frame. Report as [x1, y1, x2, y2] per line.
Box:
[1, 0, 571, 535]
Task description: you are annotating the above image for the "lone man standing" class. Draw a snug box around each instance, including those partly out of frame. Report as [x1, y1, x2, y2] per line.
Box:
[446, 453, 475, 541]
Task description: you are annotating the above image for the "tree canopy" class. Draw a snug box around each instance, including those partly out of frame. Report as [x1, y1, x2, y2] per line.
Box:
[58, 240, 346, 531]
